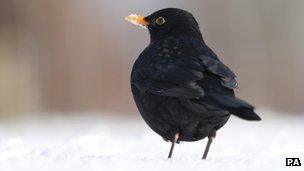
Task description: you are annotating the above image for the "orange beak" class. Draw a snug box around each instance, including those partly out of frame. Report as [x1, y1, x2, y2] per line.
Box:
[125, 14, 148, 28]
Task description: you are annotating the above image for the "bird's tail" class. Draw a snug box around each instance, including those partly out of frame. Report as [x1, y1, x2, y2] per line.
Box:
[203, 95, 261, 121]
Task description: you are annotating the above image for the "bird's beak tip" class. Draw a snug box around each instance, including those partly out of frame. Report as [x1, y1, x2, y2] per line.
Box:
[125, 14, 148, 28]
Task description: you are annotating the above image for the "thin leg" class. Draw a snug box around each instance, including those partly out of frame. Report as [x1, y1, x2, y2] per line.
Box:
[202, 130, 216, 159]
[168, 132, 179, 158]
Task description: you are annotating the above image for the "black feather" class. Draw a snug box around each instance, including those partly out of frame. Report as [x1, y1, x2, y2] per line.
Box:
[201, 95, 261, 121]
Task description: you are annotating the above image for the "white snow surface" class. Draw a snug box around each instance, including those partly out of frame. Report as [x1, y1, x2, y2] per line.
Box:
[0, 110, 303, 171]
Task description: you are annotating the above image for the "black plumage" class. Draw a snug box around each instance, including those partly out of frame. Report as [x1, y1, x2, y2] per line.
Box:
[127, 8, 261, 159]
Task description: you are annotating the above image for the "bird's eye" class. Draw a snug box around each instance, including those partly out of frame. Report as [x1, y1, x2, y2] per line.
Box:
[155, 17, 166, 25]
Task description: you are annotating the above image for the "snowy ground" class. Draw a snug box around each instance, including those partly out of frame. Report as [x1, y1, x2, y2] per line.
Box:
[0, 110, 303, 171]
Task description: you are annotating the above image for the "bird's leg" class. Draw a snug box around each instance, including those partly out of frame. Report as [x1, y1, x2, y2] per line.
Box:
[202, 130, 216, 159]
[168, 132, 179, 158]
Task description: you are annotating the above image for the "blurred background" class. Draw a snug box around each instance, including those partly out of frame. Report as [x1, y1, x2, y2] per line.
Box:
[1, 0, 304, 118]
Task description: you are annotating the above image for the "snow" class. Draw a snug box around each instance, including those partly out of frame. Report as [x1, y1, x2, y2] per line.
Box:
[0, 110, 303, 171]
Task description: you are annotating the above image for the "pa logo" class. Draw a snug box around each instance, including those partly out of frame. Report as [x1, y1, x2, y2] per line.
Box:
[286, 158, 301, 166]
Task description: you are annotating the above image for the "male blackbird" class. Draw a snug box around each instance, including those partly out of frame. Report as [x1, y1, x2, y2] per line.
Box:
[126, 8, 261, 159]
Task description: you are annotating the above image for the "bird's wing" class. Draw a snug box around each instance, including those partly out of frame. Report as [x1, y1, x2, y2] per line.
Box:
[131, 58, 205, 98]
[132, 55, 238, 98]
[198, 55, 238, 89]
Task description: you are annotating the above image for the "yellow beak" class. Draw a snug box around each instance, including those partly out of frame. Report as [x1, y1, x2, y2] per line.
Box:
[125, 14, 148, 28]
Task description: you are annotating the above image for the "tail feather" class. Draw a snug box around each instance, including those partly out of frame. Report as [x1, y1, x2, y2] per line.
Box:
[204, 95, 261, 121]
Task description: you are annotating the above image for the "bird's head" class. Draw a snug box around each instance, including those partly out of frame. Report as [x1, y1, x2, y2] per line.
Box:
[125, 8, 202, 42]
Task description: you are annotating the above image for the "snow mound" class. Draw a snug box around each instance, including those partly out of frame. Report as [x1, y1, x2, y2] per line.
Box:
[0, 111, 303, 171]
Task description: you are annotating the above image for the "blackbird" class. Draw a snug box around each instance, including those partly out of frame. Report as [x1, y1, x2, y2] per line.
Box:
[125, 8, 261, 159]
